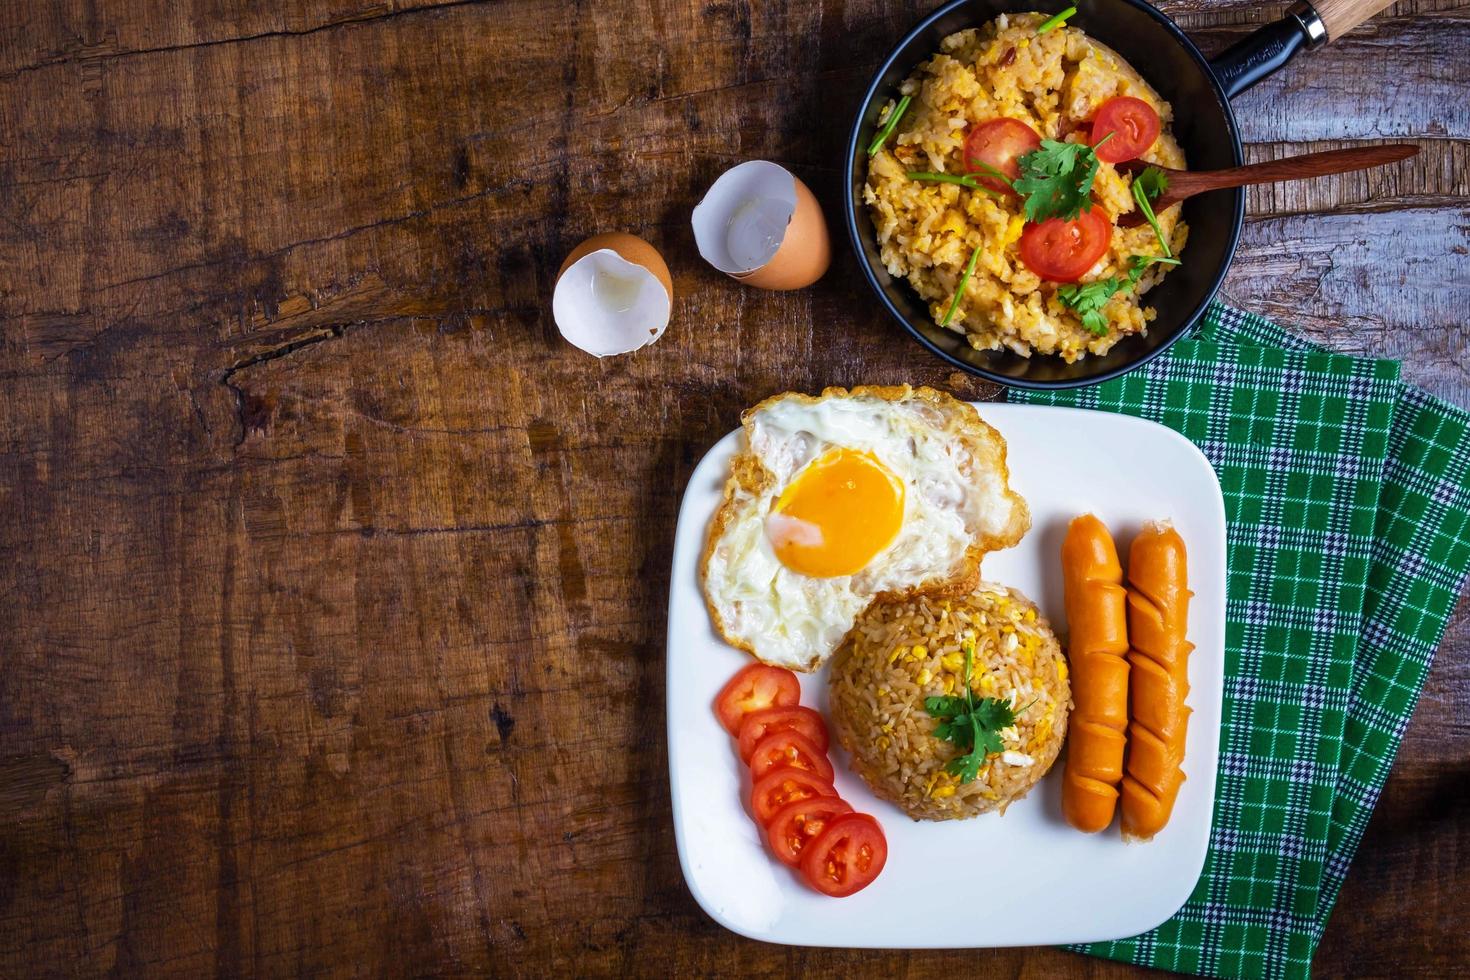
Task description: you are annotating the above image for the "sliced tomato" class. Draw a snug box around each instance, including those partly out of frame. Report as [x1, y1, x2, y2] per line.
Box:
[751, 767, 838, 824]
[714, 664, 801, 735]
[748, 731, 836, 783]
[799, 813, 888, 898]
[1091, 96, 1161, 163]
[764, 797, 854, 868]
[736, 705, 829, 763]
[1018, 208, 1113, 283]
[963, 118, 1042, 194]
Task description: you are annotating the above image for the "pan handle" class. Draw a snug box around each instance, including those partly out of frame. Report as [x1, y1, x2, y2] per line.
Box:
[1314, 0, 1401, 41]
[1210, 0, 1400, 99]
[1209, 2, 1323, 99]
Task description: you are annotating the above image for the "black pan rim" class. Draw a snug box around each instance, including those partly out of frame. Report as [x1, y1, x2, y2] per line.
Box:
[844, 0, 1247, 391]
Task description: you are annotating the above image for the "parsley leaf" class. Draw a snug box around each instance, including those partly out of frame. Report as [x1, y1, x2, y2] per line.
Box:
[1131, 166, 1173, 258]
[1133, 164, 1168, 199]
[1056, 278, 1124, 336]
[922, 639, 1023, 784]
[923, 695, 969, 717]
[1057, 253, 1182, 336]
[1012, 136, 1108, 223]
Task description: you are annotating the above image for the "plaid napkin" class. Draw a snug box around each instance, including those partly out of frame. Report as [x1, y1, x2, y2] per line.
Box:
[1009, 303, 1470, 979]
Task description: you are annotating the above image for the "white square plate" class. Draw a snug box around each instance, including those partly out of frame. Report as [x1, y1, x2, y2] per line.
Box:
[666, 403, 1226, 948]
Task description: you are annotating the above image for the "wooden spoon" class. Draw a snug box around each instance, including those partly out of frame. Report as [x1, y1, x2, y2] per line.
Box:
[1117, 144, 1419, 227]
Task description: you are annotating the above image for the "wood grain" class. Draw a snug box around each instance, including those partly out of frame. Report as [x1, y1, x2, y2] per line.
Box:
[0, 0, 1466, 976]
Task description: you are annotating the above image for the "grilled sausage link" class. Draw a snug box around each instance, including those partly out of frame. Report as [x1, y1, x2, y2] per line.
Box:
[1120, 522, 1193, 841]
[1060, 514, 1130, 833]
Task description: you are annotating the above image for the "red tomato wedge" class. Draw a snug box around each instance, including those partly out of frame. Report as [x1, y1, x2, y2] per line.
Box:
[799, 813, 888, 897]
[1091, 96, 1161, 163]
[1019, 208, 1113, 283]
[736, 705, 829, 763]
[764, 797, 854, 868]
[751, 767, 838, 824]
[963, 118, 1042, 194]
[748, 731, 835, 783]
[714, 664, 801, 735]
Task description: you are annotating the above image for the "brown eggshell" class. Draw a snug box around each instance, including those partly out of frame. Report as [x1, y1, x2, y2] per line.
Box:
[733, 177, 831, 291]
[558, 232, 673, 301]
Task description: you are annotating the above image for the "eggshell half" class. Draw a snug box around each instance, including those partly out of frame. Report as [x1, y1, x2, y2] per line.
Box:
[559, 232, 673, 299]
[553, 233, 673, 358]
[691, 161, 831, 291]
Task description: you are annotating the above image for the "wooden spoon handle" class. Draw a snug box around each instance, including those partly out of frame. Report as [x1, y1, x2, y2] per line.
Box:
[1311, 0, 1402, 41]
[1169, 144, 1419, 198]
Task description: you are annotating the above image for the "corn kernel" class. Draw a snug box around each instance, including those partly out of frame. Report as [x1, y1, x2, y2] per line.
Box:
[942, 652, 964, 672]
[917, 668, 932, 686]
[1019, 38, 1030, 48]
[912, 645, 928, 658]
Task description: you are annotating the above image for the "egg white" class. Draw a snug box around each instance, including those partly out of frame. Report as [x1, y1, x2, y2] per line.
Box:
[702, 387, 1029, 671]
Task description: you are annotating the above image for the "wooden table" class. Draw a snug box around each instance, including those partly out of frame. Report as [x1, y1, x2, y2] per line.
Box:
[2, 1, 1466, 975]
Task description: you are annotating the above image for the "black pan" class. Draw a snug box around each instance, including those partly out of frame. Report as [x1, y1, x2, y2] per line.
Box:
[845, 0, 1396, 389]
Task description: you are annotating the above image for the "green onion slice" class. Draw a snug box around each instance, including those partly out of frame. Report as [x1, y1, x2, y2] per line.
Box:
[942, 245, 984, 328]
[907, 171, 979, 189]
[867, 95, 912, 156]
[968, 161, 1014, 188]
[1035, 6, 1078, 35]
[1132, 178, 1173, 258]
[906, 172, 1004, 197]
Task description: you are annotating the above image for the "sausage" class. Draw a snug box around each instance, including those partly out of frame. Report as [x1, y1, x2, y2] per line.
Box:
[1120, 522, 1193, 841]
[1060, 514, 1130, 833]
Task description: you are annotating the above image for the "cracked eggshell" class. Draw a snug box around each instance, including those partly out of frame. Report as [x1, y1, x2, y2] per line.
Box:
[553, 232, 673, 357]
[691, 161, 830, 291]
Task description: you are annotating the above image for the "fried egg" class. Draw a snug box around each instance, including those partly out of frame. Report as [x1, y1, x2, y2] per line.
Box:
[701, 386, 1030, 671]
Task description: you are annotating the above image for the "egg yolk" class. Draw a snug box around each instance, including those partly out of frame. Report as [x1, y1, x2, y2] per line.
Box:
[766, 449, 905, 577]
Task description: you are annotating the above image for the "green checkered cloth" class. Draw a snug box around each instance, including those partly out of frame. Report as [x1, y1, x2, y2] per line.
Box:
[1010, 303, 1470, 979]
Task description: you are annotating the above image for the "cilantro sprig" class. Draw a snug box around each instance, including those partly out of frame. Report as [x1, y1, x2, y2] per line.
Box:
[867, 95, 912, 156]
[1057, 254, 1180, 336]
[1012, 134, 1111, 223]
[923, 639, 1021, 783]
[1131, 165, 1173, 257]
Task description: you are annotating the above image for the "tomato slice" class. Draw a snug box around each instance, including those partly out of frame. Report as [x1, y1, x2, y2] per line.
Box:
[1018, 208, 1113, 283]
[748, 731, 836, 783]
[714, 664, 801, 735]
[799, 813, 888, 897]
[751, 767, 838, 824]
[963, 118, 1042, 194]
[736, 705, 829, 763]
[1091, 96, 1161, 164]
[764, 797, 853, 868]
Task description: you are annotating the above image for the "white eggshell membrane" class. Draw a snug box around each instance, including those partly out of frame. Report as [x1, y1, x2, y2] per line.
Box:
[552, 249, 671, 357]
[704, 393, 1017, 670]
[692, 161, 797, 275]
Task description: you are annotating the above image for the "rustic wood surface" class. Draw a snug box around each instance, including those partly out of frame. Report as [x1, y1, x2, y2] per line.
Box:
[1, 0, 1466, 975]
